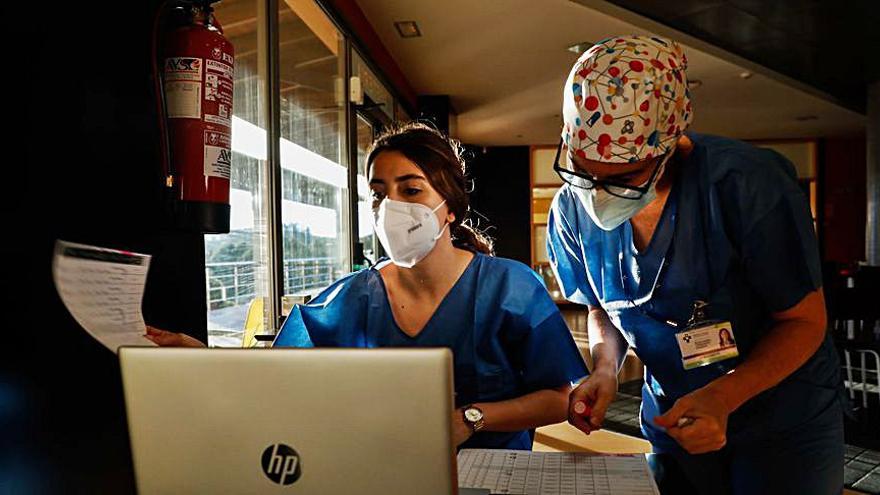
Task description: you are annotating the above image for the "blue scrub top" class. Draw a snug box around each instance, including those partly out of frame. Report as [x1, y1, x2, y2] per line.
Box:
[547, 132, 843, 453]
[274, 252, 589, 450]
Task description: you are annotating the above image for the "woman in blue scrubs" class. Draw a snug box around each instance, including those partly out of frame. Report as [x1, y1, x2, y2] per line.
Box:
[149, 123, 588, 450]
[549, 35, 844, 494]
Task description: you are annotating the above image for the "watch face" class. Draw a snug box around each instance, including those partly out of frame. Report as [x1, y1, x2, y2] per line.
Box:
[465, 408, 483, 422]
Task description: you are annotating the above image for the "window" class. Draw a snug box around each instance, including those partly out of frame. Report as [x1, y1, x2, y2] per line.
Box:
[352, 49, 396, 264]
[205, 0, 404, 345]
[353, 50, 394, 123]
[356, 114, 379, 262]
[206, 0, 270, 347]
[277, 0, 350, 301]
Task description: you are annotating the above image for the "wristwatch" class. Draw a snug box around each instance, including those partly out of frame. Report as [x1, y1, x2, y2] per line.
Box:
[463, 405, 485, 433]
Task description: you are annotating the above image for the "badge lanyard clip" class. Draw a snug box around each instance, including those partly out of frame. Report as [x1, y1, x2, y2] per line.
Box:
[677, 299, 739, 370]
[687, 300, 709, 328]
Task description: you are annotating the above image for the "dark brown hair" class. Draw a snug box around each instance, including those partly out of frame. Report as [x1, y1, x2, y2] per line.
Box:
[366, 122, 494, 256]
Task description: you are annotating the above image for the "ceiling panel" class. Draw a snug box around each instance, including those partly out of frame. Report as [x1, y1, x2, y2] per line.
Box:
[354, 0, 865, 145]
[604, 0, 880, 112]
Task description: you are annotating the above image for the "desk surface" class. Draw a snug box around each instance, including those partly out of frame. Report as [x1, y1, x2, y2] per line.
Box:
[534, 423, 865, 494]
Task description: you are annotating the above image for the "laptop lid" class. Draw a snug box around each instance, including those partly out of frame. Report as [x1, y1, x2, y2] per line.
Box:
[120, 347, 456, 494]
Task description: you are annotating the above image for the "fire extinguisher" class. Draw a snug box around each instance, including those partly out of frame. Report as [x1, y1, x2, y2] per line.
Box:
[153, 0, 234, 233]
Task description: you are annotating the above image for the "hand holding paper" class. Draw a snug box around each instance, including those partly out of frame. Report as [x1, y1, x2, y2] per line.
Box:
[52, 240, 156, 353]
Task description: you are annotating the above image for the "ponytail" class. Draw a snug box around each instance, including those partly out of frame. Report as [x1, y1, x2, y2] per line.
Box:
[452, 220, 494, 255]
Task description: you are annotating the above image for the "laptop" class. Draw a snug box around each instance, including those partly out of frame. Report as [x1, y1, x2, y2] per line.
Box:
[120, 347, 457, 494]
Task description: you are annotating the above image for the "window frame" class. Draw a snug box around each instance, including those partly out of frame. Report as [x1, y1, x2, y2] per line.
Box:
[208, 0, 406, 338]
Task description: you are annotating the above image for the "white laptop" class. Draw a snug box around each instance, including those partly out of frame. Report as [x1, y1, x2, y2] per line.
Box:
[119, 347, 457, 494]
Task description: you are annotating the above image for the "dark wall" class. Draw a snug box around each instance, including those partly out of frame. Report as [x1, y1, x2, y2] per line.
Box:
[5, 2, 208, 492]
[467, 146, 532, 265]
[822, 136, 867, 264]
[417, 95, 454, 134]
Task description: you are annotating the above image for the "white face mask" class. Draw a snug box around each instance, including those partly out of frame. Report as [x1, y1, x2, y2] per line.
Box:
[373, 198, 449, 268]
[572, 151, 673, 231]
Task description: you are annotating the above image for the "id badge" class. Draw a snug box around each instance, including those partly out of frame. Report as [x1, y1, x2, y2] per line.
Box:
[676, 321, 739, 370]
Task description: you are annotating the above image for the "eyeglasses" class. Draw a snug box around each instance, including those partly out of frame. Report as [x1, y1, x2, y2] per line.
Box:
[552, 138, 666, 200]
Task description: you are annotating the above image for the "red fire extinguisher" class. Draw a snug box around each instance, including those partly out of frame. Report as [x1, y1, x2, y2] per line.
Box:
[153, 0, 234, 233]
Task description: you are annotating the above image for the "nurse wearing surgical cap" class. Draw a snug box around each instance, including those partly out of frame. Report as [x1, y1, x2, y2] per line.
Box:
[548, 35, 845, 494]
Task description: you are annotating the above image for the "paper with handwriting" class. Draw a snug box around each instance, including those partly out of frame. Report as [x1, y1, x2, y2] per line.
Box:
[53, 240, 156, 352]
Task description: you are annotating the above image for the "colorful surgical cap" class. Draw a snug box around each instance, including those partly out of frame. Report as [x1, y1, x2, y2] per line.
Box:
[562, 35, 692, 163]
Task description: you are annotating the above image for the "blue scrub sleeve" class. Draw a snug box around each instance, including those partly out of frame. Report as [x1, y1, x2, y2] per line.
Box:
[273, 271, 368, 348]
[502, 267, 589, 391]
[727, 152, 823, 313]
[273, 304, 316, 347]
[546, 191, 600, 307]
[741, 193, 822, 312]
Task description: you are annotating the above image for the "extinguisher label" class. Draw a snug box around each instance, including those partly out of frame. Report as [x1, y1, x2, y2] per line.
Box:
[165, 57, 204, 119]
[165, 81, 201, 118]
[205, 114, 230, 127]
[204, 131, 232, 179]
[205, 59, 232, 78]
[204, 59, 234, 127]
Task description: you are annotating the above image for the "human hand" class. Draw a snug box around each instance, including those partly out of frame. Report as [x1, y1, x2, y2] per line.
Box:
[452, 408, 474, 447]
[568, 369, 618, 435]
[653, 385, 731, 454]
[144, 325, 206, 348]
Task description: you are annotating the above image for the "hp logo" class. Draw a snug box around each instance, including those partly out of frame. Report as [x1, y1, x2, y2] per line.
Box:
[261, 444, 302, 485]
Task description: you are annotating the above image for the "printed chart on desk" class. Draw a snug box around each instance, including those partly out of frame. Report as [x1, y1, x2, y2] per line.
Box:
[458, 449, 659, 495]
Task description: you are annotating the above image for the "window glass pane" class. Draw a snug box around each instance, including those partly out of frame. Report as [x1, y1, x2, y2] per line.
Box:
[278, 0, 349, 298]
[206, 0, 270, 347]
[353, 50, 393, 122]
[356, 115, 378, 262]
